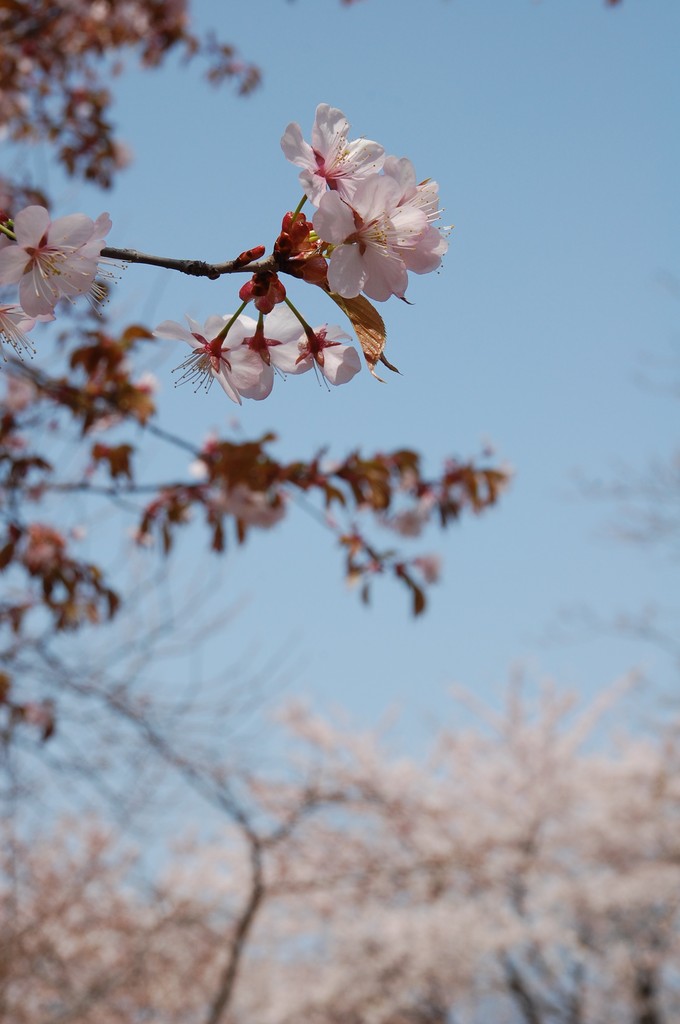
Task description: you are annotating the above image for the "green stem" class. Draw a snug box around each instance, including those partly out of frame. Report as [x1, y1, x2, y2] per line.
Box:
[289, 195, 307, 225]
[283, 296, 312, 334]
[0, 223, 16, 241]
[216, 301, 248, 342]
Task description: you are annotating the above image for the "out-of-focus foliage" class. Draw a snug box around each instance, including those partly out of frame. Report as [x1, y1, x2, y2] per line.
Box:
[0, 0, 259, 190]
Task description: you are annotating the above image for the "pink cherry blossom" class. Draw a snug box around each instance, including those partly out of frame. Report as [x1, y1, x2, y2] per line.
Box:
[0, 205, 111, 316]
[281, 103, 384, 206]
[2, 374, 36, 413]
[383, 155, 448, 274]
[412, 553, 442, 583]
[314, 175, 428, 301]
[272, 321, 362, 386]
[214, 484, 286, 529]
[225, 306, 313, 399]
[153, 315, 266, 404]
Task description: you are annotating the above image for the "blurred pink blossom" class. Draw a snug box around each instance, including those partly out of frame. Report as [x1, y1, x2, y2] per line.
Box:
[0, 206, 111, 316]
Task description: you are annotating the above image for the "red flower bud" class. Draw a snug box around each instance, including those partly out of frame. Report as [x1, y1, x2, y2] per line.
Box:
[239, 271, 286, 314]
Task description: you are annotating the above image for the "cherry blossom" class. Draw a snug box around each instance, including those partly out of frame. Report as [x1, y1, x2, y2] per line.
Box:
[412, 553, 442, 583]
[272, 320, 362, 385]
[220, 306, 310, 400]
[213, 483, 287, 529]
[0, 206, 111, 316]
[153, 314, 266, 403]
[281, 103, 385, 206]
[314, 175, 428, 300]
[2, 374, 36, 413]
[384, 492, 437, 538]
[6, 688, 680, 1024]
[383, 155, 449, 274]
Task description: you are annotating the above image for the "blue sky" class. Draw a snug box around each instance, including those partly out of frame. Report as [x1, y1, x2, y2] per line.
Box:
[27, 0, 679, 749]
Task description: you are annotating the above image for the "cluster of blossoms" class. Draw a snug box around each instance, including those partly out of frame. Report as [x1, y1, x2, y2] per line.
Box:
[0, 105, 448, 406]
[155, 104, 447, 404]
[0, 205, 111, 356]
[154, 305, 361, 404]
[282, 103, 448, 301]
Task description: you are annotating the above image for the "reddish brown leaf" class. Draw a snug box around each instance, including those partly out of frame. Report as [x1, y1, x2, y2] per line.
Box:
[326, 292, 396, 380]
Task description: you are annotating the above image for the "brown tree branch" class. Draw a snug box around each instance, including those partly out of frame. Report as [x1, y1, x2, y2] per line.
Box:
[204, 835, 264, 1024]
[502, 957, 545, 1024]
[101, 247, 277, 280]
[634, 964, 663, 1024]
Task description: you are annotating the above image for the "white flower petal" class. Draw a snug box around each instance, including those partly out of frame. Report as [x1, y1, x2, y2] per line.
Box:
[223, 315, 257, 348]
[270, 341, 311, 375]
[313, 191, 356, 245]
[383, 155, 417, 197]
[200, 314, 228, 338]
[228, 348, 270, 400]
[262, 305, 303, 344]
[231, 356, 274, 400]
[153, 319, 194, 344]
[19, 268, 62, 317]
[311, 104, 349, 161]
[48, 213, 96, 250]
[91, 212, 112, 238]
[13, 206, 50, 248]
[321, 344, 362, 385]
[0, 245, 29, 286]
[361, 246, 408, 302]
[327, 245, 367, 299]
[215, 370, 242, 405]
[281, 121, 310, 164]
